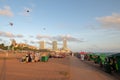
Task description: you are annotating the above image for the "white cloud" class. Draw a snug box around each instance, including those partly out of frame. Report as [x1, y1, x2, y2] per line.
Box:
[46, 41, 52, 45]
[36, 34, 51, 39]
[0, 38, 2, 41]
[0, 31, 23, 38]
[30, 41, 36, 44]
[23, 39, 28, 43]
[52, 34, 81, 42]
[29, 35, 34, 38]
[0, 31, 14, 37]
[36, 34, 83, 42]
[16, 34, 24, 38]
[96, 13, 120, 30]
[0, 6, 14, 17]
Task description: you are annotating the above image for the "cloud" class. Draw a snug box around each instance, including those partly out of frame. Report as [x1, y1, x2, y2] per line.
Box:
[46, 41, 52, 45]
[0, 6, 14, 17]
[29, 35, 34, 38]
[30, 41, 36, 44]
[36, 34, 83, 42]
[16, 34, 24, 38]
[0, 31, 14, 37]
[52, 35, 82, 42]
[0, 31, 24, 38]
[45, 41, 62, 46]
[0, 38, 2, 41]
[36, 34, 51, 39]
[96, 13, 120, 30]
[23, 39, 28, 43]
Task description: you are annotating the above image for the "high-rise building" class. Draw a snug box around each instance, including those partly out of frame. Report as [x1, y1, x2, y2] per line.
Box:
[52, 41, 57, 50]
[11, 39, 16, 46]
[63, 39, 67, 50]
[40, 41, 45, 49]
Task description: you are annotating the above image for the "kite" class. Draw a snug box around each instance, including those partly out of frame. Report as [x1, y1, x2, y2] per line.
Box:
[26, 10, 30, 12]
[9, 22, 13, 26]
[43, 28, 46, 30]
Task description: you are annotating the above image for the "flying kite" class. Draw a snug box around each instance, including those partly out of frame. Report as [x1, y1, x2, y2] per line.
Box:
[9, 22, 13, 26]
[26, 10, 30, 12]
[43, 28, 46, 30]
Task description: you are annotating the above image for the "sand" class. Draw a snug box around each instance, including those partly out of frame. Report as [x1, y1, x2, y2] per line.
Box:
[0, 52, 119, 80]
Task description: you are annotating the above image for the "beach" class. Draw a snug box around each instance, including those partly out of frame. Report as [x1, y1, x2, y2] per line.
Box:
[0, 52, 119, 80]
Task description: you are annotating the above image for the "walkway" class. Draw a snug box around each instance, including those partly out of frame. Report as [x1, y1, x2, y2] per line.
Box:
[69, 56, 118, 80]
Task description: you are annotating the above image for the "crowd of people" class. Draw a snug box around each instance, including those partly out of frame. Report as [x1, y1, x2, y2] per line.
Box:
[20, 52, 41, 63]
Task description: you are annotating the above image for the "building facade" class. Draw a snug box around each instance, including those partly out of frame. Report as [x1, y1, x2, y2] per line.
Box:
[11, 39, 17, 46]
[63, 39, 67, 50]
[52, 41, 57, 50]
[40, 41, 45, 49]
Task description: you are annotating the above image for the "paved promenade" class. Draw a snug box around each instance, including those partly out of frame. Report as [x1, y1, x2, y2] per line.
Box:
[0, 54, 119, 80]
[69, 56, 118, 80]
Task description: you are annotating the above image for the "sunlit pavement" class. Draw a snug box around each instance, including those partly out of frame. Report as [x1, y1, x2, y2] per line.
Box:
[69, 56, 118, 80]
[0, 56, 119, 80]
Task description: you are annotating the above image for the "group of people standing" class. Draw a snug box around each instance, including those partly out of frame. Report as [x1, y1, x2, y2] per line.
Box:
[20, 52, 40, 63]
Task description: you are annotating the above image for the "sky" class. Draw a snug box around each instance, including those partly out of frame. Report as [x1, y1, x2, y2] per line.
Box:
[0, 0, 120, 52]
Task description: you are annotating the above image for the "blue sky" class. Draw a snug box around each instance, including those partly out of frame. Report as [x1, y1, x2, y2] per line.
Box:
[0, 0, 120, 52]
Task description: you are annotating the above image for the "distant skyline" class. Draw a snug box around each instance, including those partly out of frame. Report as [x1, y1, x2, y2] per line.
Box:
[0, 0, 120, 52]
